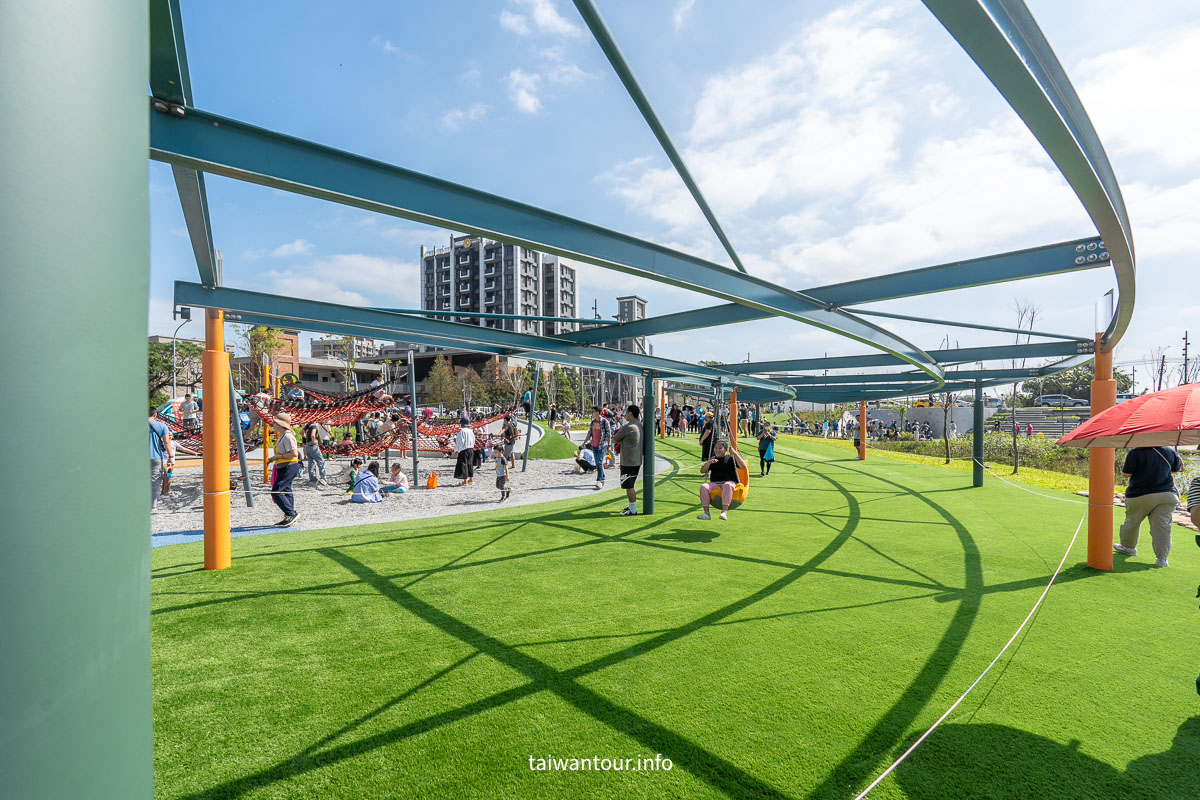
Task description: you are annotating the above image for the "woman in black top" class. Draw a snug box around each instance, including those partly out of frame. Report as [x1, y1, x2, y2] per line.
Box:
[698, 440, 748, 521]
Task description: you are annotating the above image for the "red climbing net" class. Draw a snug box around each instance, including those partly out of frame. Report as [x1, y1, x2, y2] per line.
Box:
[155, 413, 249, 460]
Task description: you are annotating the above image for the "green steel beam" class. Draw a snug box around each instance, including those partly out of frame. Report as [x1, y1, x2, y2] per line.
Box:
[561, 237, 1104, 344]
[149, 0, 218, 286]
[149, 107, 942, 385]
[175, 282, 793, 394]
[724, 340, 1092, 374]
[369, 306, 617, 326]
[848, 308, 1089, 341]
[572, 0, 747, 274]
[2, 1, 152, 796]
[923, 0, 1134, 350]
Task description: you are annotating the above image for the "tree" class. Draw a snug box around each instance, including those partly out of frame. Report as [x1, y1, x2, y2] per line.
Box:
[426, 355, 458, 410]
[556, 365, 577, 411]
[319, 334, 360, 391]
[504, 360, 525, 407]
[147, 340, 201, 402]
[545, 364, 562, 407]
[941, 391, 958, 464]
[1009, 298, 1041, 474]
[464, 368, 488, 409]
[483, 358, 510, 407]
[233, 324, 288, 392]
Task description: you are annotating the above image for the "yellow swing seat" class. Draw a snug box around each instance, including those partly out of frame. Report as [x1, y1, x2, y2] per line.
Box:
[709, 466, 750, 510]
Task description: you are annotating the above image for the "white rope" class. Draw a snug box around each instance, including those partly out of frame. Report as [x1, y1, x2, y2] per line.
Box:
[853, 509, 1086, 799]
[971, 459, 1088, 505]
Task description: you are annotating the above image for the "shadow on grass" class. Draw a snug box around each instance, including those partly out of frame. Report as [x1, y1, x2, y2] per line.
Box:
[646, 528, 721, 544]
[892, 718, 1200, 800]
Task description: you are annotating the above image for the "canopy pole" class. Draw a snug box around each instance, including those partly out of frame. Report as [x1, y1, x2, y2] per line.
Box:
[409, 351, 419, 486]
[729, 389, 739, 451]
[973, 380, 984, 487]
[522, 363, 540, 472]
[230, 369, 253, 506]
[643, 373, 656, 514]
[1088, 334, 1117, 570]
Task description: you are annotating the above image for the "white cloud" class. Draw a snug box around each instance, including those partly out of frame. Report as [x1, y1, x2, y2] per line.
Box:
[262, 254, 419, 307]
[270, 238, 314, 258]
[440, 103, 489, 131]
[500, 0, 582, 38]
[499, 10, 530, 35]
[673, 0, 697, 30]
[370, 35, 417, 62]
[1122, 178, 1200, 260]
[507, 69, 543, 114]
[1076, 28, 1200, 169]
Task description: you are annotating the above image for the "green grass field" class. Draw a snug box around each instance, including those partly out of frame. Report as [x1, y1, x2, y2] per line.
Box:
[528, 427, 579, 460]
[151, 434, 1199, 799]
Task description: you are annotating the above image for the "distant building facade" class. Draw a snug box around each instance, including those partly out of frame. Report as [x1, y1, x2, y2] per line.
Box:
[310, 337, 380, 361]
[580, 295, 649, 406]
[420, 235, 578, 336]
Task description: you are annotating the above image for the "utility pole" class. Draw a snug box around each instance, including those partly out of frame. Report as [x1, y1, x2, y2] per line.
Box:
[1183, 332, 1190, 384]
[1158, 354, 1167, 391]
[1131, 364, 1136, 394]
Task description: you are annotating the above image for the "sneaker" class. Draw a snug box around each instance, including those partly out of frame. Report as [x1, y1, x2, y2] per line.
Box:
[719, 511, 728, 521]
[274, 517, 291, 527]
[595, 481, 603, 490]
[697, 512, 711, 520]
[282, 512, 299, 527]
[1155, 558, 1169, 568]
[620, 507, 637, 516]
[317, 479, 329, 487]
[1114, 544, 1137, 556]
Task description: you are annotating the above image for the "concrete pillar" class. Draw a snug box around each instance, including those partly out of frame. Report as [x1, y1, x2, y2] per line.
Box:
[1088, 335, 1117, 570]
[973, 381, 985, 487]
[0, 0, 152, 795]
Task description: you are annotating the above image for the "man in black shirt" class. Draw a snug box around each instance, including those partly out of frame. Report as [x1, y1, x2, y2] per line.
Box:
[1115, 446, 1183, 568]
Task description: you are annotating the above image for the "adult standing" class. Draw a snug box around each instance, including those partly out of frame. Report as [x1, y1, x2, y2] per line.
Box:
[149, 407, 174, 510]
[522, 388, 533, 418]
[757, 424, 778, 477]
[302, 421, 328, 486]
[699, 411, 716, 462]
[179, 393, 200, 431]
[669, 403, 683, 438]
[585, 406, 611, 490]
[1114, 446, 1183, 568]
[613, 404, 643, 516]
[267, 411, 301, 526]
[501, 413, 519, 468]
[453, 418, 476, 486]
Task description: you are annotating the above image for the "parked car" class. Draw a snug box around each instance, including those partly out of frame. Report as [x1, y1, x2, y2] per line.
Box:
[1033, 394, 1087, 407]
[1115, 393, 1137, 403]
[983, 396, 1003, 407]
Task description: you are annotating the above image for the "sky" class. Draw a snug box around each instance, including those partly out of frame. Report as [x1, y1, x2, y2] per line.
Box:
[149, 0, 1200, 392]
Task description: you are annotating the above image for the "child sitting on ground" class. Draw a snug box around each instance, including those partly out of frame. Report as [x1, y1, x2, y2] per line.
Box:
[494, 445, 512, 501]
[350, 460, 383, 503]
[344, 458, 364, 494]
[381, 463, 409, 494]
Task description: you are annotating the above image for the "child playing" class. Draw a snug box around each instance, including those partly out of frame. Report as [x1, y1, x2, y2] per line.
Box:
[494, 445, 512, 501]
[382, 463, 409, 494]
[344, 458, 364, 494]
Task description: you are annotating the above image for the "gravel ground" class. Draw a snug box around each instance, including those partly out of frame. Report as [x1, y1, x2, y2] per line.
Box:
[150, 447, 672, 547]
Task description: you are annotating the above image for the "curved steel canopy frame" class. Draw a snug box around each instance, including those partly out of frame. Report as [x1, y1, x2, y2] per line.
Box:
[153, 0, 1133, 403]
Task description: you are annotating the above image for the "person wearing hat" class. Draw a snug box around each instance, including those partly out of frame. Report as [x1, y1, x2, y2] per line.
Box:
[267, 411, 302, 526]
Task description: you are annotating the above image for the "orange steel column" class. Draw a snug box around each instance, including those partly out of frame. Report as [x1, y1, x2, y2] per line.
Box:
[261, 363, 271, 484]
[202, 309, 231, 570]
[858, 400, 867, 460]
[659, 381, 665, 438]
[1088, 334, 1117, 570]
[729, 389, 739, 451]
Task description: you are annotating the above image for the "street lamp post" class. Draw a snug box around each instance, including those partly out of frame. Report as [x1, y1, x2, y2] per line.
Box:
[171, 306, 192, 400]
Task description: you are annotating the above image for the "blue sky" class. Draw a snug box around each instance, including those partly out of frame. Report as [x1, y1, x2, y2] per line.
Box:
[150, 0, 1200, 391]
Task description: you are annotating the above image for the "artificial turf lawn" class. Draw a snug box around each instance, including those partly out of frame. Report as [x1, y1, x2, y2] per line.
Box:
[527, 427, 579, 460]
[151, 434, 1200, 799]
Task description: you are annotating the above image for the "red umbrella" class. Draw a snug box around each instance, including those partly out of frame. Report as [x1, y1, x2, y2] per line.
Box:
[1058, 384, 1200, 448]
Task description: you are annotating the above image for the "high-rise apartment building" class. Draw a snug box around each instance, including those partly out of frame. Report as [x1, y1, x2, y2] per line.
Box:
[419, 236, 578, 336]
[310, 337, 380, 361]
[580, 295, 649, 406]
